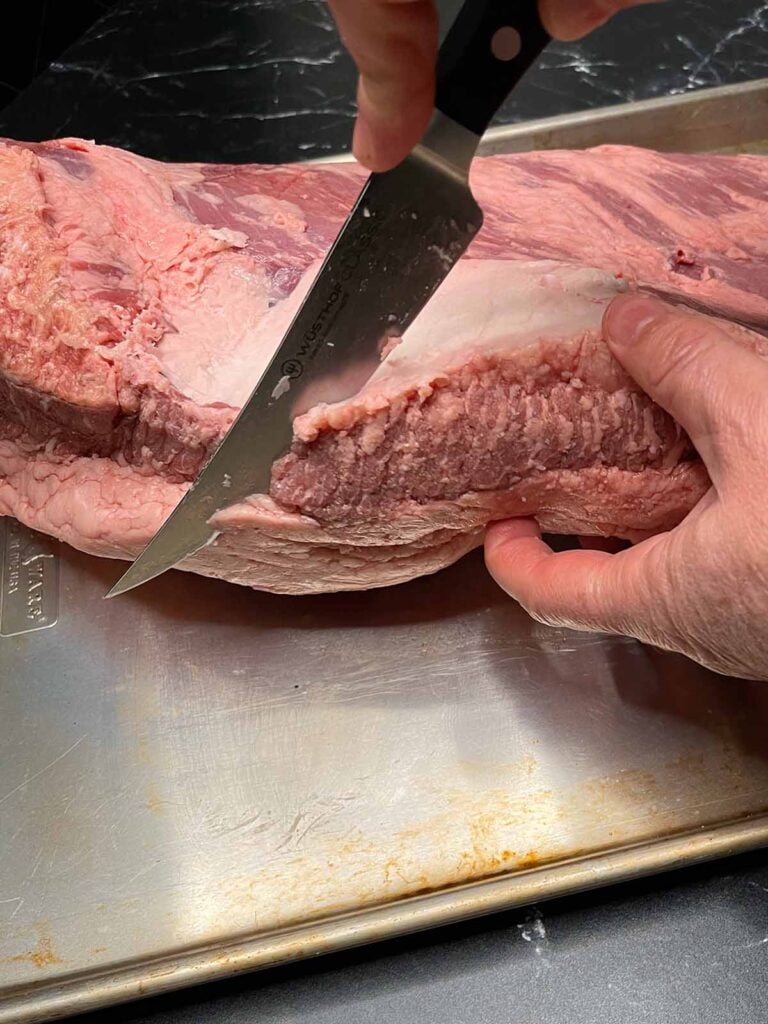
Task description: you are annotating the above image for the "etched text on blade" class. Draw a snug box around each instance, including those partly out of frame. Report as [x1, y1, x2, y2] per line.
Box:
[266, 159, 484, 418]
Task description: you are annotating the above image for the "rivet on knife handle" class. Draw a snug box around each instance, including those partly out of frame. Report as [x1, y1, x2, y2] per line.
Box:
[436, 0, 550, 137]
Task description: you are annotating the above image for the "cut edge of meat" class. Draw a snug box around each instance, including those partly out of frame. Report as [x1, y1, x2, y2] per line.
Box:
[0, 418, 709, 594]
[4, 137, 768, 594]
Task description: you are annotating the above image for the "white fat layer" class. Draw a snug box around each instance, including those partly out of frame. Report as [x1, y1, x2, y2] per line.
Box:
[372, 261, 625, 385]
[156, 258, 625, 409]
[156, 259, 319, 408]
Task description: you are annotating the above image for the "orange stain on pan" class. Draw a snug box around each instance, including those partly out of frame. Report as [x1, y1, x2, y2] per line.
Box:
[5, 932, 61, 970]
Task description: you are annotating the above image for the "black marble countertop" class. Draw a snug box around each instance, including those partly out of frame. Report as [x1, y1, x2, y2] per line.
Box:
[2, 0, 768, 163]
[2, 1, 768, 1021]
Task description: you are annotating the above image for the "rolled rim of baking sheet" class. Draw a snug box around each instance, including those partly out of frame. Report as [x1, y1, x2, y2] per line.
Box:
[304, 77, 768, 164]
[2, 816, 767, 1024]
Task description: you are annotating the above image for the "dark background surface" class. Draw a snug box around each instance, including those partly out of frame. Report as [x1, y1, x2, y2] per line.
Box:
[0, 0, 119, 109]
[2, 0, 768, 1021]
[2, 0, 768, 163]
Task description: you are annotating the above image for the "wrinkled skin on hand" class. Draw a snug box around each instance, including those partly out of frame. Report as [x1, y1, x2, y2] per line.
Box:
[486, 295, 768, 682]
[327, 0, 661, 170]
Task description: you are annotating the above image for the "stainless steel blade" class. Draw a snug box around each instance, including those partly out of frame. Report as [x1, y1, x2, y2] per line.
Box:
[636, 283, 768, 337]
[107, 115, 483, 597]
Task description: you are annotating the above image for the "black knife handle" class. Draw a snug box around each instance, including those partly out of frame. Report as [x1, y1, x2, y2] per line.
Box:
[435, 0, 550, 137]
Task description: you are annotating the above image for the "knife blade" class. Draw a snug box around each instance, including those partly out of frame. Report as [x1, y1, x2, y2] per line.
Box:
[107, 0, 550, 598]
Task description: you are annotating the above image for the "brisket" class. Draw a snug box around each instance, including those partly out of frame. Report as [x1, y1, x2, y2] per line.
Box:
[1, 137, 767, 593]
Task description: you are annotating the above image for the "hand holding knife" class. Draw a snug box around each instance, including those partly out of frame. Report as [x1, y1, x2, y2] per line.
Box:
[108, 0, 550, 598]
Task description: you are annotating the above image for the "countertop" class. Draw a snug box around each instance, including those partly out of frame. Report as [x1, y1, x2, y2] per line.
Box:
[2, 0, 768, 163]
[2, 0, 768, 1021]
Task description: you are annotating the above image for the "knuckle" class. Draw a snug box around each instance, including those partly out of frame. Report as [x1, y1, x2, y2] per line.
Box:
[639, 315, 704, 397]
[522, 582, 591, 631]
[523, 599, 564, 629]
[514, 575, 563, 626]
[714, 402, 768, 482]
[358, 39, 435, 95]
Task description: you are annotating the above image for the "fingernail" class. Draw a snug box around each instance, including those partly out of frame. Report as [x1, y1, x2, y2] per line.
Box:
[603, 295, 663, 347]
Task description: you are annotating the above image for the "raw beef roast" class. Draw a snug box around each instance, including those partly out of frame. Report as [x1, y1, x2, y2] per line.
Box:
[1, 138, 767, 594]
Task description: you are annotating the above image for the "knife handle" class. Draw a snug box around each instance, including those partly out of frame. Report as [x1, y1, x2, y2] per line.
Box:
[435, 0, 550, 137]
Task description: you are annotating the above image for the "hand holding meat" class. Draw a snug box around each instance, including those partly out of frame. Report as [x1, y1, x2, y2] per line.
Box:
[486, 295, 768, 681]
[328, 0, 658, 170]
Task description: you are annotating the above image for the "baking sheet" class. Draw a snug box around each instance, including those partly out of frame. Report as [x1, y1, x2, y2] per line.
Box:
[310, 77, 768, 162]
[3, 78, 768, 1024]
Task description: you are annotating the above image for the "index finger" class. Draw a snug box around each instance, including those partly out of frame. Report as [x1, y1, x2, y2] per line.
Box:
[328, 0, 438, 171]
[484, 518, 670, 640]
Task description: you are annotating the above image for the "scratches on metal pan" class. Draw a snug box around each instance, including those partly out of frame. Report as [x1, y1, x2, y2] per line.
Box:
[0, 735, 87, 807]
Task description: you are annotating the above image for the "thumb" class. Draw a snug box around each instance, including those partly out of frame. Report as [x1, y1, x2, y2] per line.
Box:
[328, 0, 438, 172]
[603, 294, 768, 483]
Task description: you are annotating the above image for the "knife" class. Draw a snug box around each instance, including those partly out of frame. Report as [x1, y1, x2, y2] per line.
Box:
[107, 0, 550, 598]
